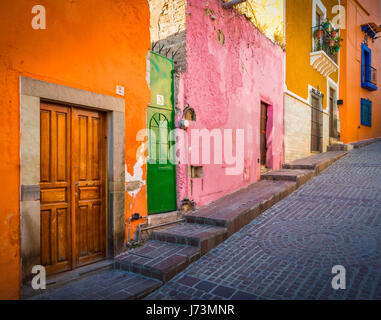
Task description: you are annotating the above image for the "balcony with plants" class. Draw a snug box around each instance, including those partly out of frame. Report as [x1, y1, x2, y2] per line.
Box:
[310, 19, 342, 77]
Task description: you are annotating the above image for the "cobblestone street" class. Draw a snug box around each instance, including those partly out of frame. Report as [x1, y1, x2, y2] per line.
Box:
[147, 142, 381, 300]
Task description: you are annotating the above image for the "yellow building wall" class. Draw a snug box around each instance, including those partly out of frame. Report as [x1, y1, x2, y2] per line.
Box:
[286, 0, 339, 111]
[234, 0, 285, 44]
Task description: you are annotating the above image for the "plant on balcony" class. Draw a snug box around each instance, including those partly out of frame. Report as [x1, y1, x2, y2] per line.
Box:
[321, 18, 331, 30]
[314, 28, 323, 39]
[330, 29, 338, 38]
[328, 46, 337, 56]
[334, 37, 343, 52]
[336, 36, 344, 44]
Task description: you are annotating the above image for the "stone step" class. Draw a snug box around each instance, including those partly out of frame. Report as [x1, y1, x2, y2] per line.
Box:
[329, 137, 343, 145]
[114, 241, 200, 282]
[260, 169, 315, 187]
[282, 150, 348, 174]
[327, 144, 353, 152]
[350, 137, 381, 149]
[185, 180, 297, 236]
[152, 223, 228, 255]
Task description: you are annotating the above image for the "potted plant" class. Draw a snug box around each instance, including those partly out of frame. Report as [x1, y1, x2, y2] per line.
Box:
[334, 36, 343, 52]
[331, 29, 338, 38]
[329, 39, 335, 47]
[322, 18, 331, 30]
[314, 28, 323, 39]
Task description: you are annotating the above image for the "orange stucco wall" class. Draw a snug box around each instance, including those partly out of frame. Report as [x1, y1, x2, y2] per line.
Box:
[339, 0, 381, 143]
[0, 0, 150, 299]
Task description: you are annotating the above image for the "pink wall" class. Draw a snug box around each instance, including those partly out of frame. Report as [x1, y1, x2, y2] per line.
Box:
[177, 0, 285, 208]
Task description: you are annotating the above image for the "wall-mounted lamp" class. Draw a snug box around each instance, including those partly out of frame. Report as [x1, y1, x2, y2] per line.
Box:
[179, 104, 196, 129]
[179, 119, 190, 129]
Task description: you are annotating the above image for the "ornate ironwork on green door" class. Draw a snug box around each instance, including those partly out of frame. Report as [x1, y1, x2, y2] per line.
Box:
[147, 52, 177, 214]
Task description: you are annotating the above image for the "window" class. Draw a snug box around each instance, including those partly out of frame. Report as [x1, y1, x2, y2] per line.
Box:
[316, 11, 322, 28]
[312, 0, 327, 27]
[361, 98, 372, 127]
[361, 43, 377, 91]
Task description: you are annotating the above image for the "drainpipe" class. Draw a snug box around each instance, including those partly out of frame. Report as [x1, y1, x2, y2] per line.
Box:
[136, 216, 149, 244]
[127, 213, 145, 246]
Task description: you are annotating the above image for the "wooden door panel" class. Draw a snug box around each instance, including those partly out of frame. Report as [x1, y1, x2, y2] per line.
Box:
[73, 108, 106, 267]
[92, 203, 101, 252]
[40, 110, 51, 182]
[56, 208, 69, 262]
[40, 209, 52, 266]
[40, 103, 71, 274]
[77, 204, 89, 256]
[56, 112, 68, 181]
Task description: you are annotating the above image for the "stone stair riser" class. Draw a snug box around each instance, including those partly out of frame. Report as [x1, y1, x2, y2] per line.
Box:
[151, 232, 228, 256]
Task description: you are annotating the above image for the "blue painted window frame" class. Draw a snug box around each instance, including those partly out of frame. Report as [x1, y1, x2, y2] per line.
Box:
[361, 43, 377, 91]
[361, 98, 372, 127]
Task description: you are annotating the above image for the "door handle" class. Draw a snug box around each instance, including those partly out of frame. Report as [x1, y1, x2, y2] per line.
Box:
[75, 181, 78, 187]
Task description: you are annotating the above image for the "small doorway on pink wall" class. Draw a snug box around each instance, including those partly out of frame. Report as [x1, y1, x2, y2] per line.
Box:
[260, 102, 270, 175]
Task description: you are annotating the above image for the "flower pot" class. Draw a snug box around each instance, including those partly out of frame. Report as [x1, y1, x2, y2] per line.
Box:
[331, 31, 337, 38]
[323, 22, 330, 30]
[334, 46, 340, 52]
[315, 30, 323, 38]
[329, 40, 335, 47]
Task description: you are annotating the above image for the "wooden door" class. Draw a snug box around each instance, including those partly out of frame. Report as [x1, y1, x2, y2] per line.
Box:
[40, 102, 107, 275]
[72, 108, 106, 267]
[329, 88, 335, 138]
[311, 96, 322, 152]
[40, 103, 72, 274]
[260, 102, 268, 169]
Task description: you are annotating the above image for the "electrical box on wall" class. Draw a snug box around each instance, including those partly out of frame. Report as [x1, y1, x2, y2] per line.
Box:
[191, 166, 203, 179]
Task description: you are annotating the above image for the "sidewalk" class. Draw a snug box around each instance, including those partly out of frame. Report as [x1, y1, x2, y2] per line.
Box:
[146, 141, 381, 300]
[28, 149, 350, 300]
[113, 149, 348, 298]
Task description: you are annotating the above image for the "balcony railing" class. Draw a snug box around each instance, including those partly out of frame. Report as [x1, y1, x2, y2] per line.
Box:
[312, 26, 338, 64]
[364, 65, 377, 86]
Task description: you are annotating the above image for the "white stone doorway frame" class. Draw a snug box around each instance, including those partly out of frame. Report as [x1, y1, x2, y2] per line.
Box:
[20, 77, 126, 282]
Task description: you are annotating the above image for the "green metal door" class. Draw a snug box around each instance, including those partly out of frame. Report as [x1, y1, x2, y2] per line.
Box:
[147, 52, 177, 214]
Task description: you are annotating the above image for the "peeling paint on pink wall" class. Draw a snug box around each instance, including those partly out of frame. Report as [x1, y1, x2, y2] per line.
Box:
[177, 0, 285, 208]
